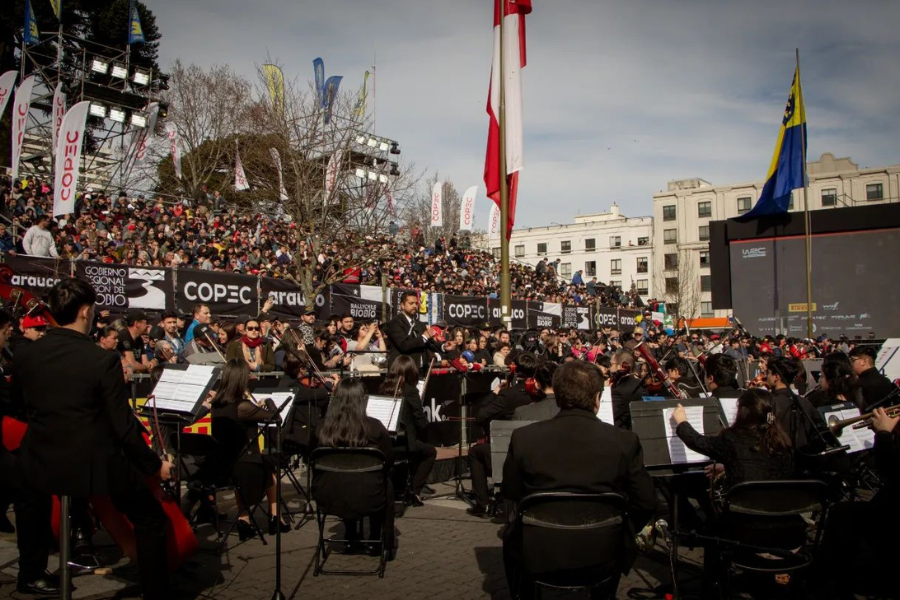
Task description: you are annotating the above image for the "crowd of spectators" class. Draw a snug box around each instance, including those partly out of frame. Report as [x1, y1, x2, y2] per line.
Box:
[0, 175, 647, 308]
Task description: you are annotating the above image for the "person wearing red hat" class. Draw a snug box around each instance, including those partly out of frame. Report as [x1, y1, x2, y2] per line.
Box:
[20, 315, 49, 342]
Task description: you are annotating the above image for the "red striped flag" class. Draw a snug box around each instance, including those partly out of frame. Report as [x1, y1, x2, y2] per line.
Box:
[484, 0, 532, 240]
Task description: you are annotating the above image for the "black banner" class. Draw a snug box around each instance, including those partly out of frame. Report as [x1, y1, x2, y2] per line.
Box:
[175, 268, 258, 317]
[330, 284, 384, 321]
[2, 255, 69, 297]
[488, 299, 527, 330]
[75, 262, 174, 311]
[259, 277, 331, 320]
[562, 305, 592, 330]
[442, 294, 490, 328]
[594, 306, 619, 329]
[389, 288, 418, 319]
[617, 309, 641, 331]
[526, 301, 562, 329]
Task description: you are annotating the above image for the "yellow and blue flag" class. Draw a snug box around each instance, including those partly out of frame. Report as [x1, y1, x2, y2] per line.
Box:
[24, 0, 41, 45]
[743, 67, 807, 219]
[354, 70, 370, 118]
[49, 0, 61, 21]
[128, 0, 145, 45]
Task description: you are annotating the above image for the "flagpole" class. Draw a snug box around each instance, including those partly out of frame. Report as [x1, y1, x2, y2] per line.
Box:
[797, 48, 813, 339]
[498, 0, 512, 330]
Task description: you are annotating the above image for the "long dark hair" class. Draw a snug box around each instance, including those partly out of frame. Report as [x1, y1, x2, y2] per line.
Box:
[729, 388, 791, 454]
[317, 378, 369, 448]
[380, 355, 418, 395]
[821, 353, 860, 407]
[212, 359, 251, 407]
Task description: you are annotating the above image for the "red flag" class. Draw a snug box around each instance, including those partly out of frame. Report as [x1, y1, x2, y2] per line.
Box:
[484, 0, 531, 240]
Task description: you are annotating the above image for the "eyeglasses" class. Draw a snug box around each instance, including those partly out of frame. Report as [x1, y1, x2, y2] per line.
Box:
[245, 326, 260, 331]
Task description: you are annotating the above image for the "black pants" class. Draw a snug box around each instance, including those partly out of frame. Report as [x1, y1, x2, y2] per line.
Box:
[342, 480, 395, 551]
[13, 486, 52, 584]
[111, 486, 169, 600]
[395, 440, 436, 496]
[469, 442, 492, 508]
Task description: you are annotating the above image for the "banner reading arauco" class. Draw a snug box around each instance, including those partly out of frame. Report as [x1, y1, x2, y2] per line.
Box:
[75, 261, 174, 311]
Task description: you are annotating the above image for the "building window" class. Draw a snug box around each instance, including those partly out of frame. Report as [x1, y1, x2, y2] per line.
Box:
[663, 205, 676, 221]
[663, 229, 677, 244]
[701, 302, 713, 317]
[609, 280, 621, 289]
[636, 279, 649, 295]
[737, 196, 752, 214]
[609, 236, 621, 248]
[699, 251, 709, 267]
[585, 238, 596, 251]
[637, 236, 649, 246]
[610, 259, 622, 275]
[584, 261, 596, 276]
[492, 247, 501, 259]
[664, 253, 678, 270]
[665, 277, 679, 294]
[821, 188, 837, 207]
[514, 244, 525, 258]
[636, 257, 648, 273]
[536, 242, 547, 256]
[698, 201, 712, 218]
[698, 226, 710, 241]
[560, 263, 572, 279]
[867, 183, 884, 201]
[700, 275, 711, 292]
[561, 240, 571, 254]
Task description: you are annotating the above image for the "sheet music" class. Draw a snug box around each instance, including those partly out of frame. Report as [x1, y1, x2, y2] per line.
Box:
[718, 396, 741, 426]
[597, 387, 614, 424]
[149, 365, 217, 414]
[366, 395, 403, 432]
[663, 406, 707, 464]
[416, 380, 426, 397]
[827, 407, 876, 453]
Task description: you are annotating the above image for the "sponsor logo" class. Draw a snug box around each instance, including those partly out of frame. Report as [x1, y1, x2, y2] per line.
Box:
[183, 281, 253, 304]
[448, 304, 486, 320]
[349, 303, 378, 319]
[491, 306, 524, 321]
[788, 303, 816, 313]
[594, 312, 618, 327]
[822, 302, 840, 311]
[267, 290, 305, 307]
[10, 274, 61, 289]
[742, 247, 767, 259]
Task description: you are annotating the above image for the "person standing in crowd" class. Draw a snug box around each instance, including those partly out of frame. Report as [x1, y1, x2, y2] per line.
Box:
[96, 325, 120, 352]
[298, 307, 317, 345]
[225, 317, 275, 373]
[159, 310, 185, 356]
[118, 309, 158, 374]
[0, 222, 16, 255]
[849, 346, 895, 409]
[12, 278, 173, 598]
[184, 303, 212, 343]
[22, 215, 59, 258]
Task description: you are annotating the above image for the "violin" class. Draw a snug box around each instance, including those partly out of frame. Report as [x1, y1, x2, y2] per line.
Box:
[607, 361, 633, 387]
[0, 265, 58, 327]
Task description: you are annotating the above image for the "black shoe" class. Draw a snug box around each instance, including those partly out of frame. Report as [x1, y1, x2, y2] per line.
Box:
[237, 519, 255, 541]
[0, 512, 14, 533]
[268, 515, 290, 535]
[421, 484, 436, 495]
[17, 577, 61, 596]
[466, 505, 488, 518]
[407, 495, 424, 507]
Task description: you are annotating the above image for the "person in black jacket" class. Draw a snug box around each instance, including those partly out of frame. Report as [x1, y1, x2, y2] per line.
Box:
[383, 291, 444, 370]
[313, 378, 394, 555]
[849, 346, 896, 409]
[380, 355, 436, 506]
[765, 356, 827, 456]
[611, 349, 646, 430]
[502, 360, 656, 599]
[12, 278, 174, 598]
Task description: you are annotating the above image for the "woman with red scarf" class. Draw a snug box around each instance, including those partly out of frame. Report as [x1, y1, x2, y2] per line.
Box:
[225, 317, 275, 372]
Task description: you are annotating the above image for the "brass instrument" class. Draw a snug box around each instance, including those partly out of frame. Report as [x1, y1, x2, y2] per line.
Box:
[828, 405, 900, 436]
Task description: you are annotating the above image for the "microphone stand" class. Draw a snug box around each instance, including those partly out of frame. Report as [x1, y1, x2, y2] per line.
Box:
[267, 394, 293, 600]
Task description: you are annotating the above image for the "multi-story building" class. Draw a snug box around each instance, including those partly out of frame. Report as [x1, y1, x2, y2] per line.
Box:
[652, 153, 900, 317]
[479, 204, 654, 299]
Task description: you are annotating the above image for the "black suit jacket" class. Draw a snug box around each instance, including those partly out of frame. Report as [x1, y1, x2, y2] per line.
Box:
[398, 383, 428, 444]
[857, 368, 896, 410]
[384, 312, 436, 369]
[13, 327, 161, 497]
[612, 375, 646, 430]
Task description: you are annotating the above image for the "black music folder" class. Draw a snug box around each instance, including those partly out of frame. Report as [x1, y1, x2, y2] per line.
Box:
[630, 398, 722, 469]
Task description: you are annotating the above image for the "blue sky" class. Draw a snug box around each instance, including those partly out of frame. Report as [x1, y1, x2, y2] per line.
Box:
[152, 0, 900, 227]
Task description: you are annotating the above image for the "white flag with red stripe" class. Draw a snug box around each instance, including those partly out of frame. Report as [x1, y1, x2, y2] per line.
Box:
[235, 146, 249, 191]
[325, 149, 342, 201]
[132, 102, 160, 166]
[51, 81, 67, 157]
[459, 186, 477, 231]
[0, 71, 17, 122]
[488, 202, 501, 239]
[53, 101, 90, 217]
[270, 148, 289, 201]
[430, 182, 443, 227]
[483, 0, 531, 240]
[387, 192, 397, 217]
[11, 75, 36, 181]
[165, 122, 182, 179]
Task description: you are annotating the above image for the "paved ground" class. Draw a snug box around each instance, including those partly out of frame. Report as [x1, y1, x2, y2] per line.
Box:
[0, 479, 703, 600]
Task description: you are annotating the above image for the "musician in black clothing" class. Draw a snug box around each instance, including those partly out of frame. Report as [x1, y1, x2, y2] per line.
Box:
[383, 291, 444, 369]
[380, 356, 436, 506]
[0, 309, 20, 535]
[611, 350, 646, 430]
[849, 346, 895, 409]
[466, 353, 541, 517]
[704, 354, 741, 399]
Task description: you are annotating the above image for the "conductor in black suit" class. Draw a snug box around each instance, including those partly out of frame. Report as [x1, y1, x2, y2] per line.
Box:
[384, 291, 443, 369]
[502, 360, 656, 598]
[13, 278, 175, 599]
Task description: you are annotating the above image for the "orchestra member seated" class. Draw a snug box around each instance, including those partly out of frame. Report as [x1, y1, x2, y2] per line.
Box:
[611, 350, 646, 430]
[663, 356, 702, 397]
[313, 378, 394, 556]
[502, 361, 656, 599]
[806, 354, 861, 409]
[765, 357, 826, 456]
[225, 317, 275, 373]
[210, 359, 290, 539]
[380, 356, 436, 507]
[849, 346, 895, 409]
[513, 362, 559, 421]
[704, 354, 741, 399]
[306, 328, 351, 371]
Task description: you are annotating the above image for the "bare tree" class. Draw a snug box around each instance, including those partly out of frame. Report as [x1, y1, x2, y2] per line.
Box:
[654, 249, 702, 319]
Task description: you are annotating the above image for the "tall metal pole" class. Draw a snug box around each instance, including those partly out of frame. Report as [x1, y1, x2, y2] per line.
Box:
[797, 49, 813, 339]
[498, 1, 512, 329]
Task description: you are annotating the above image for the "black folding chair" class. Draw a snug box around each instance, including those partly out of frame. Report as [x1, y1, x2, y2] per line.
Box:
[512, 492, 627, 600]
[310, 447, 389, 578]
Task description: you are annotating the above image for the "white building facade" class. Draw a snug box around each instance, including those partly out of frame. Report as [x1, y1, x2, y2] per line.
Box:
[652, 153, 900, 318]
[483, 205, 654, 299]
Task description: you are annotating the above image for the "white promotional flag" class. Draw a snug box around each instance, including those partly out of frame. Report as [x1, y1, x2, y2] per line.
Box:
[234, 146, 249, 191]
[132, 102, 160, 166]
[0, 71, 17, 121]
[488, 202, 501, 238]
[324, 149, 342, 199]
[430, 182, 443, 227]
[270, 148, 289, 201]
[51, 82, 67, 157]
[11, 75, 36, 181]
[164, 122, 182, 179]
[459, 185, 477, 231]
[53, 101, 90, 217]
[386, 192, 397, 217]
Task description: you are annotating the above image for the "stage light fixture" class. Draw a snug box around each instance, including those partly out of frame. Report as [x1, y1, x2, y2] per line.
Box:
[379, 141, 389, 152]
[355, 135, 366, 144]
[157, 102, 169, 119]
[366, 138, 377, 148]
[367, 171, 378, 181]
[132, 69, 151, 86]
[108, 108, 126, 123]
[379, 174, 388, 183]
[130, 113, 147, 128]
[355, 168, 366, 179]
[89, 103, 107, 118]
[91, 59, 109, 74]
[110, 64, 128, 79]
[390, 164, 400, 176]
[390, 142, 401, 155]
